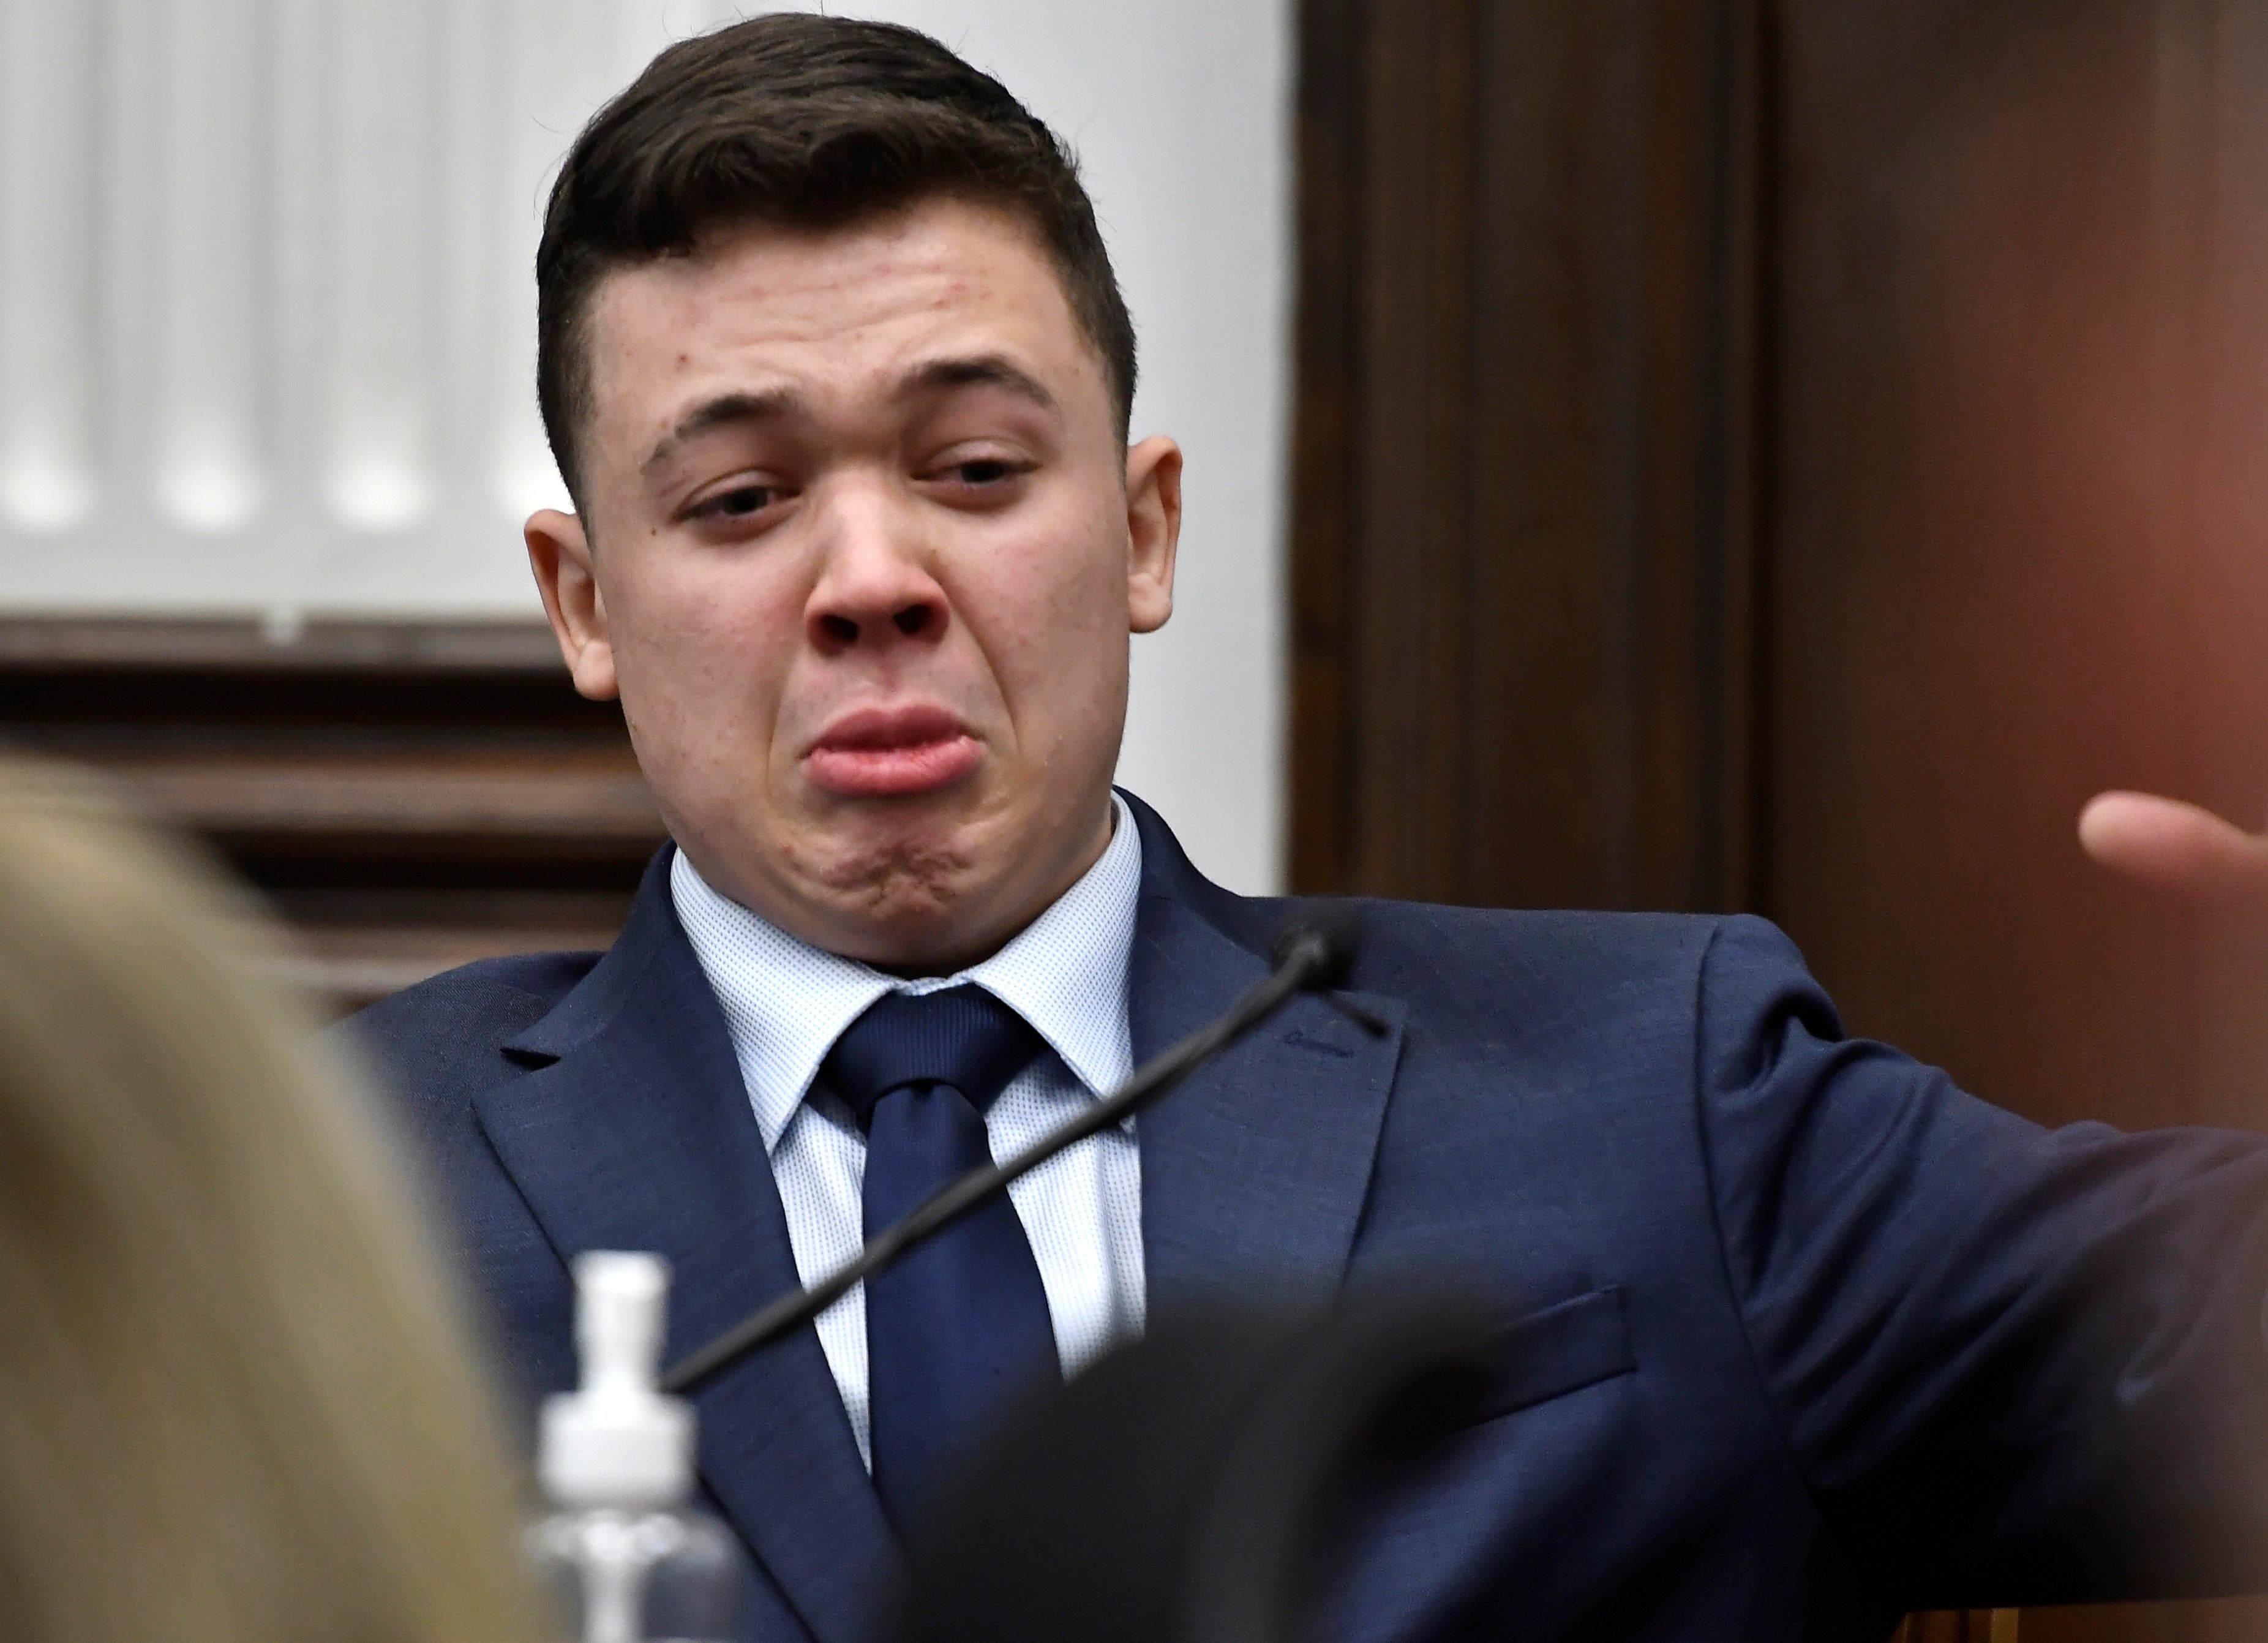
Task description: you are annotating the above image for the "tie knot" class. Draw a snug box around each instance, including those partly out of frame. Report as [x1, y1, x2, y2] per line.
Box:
[820, 985, 1043, 1130]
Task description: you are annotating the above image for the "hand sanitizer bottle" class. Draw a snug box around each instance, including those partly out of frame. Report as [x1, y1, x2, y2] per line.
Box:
[527, 1253, 745, 1643]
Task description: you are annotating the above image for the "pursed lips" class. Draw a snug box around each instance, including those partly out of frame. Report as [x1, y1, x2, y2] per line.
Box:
[802, 703, 985, 797]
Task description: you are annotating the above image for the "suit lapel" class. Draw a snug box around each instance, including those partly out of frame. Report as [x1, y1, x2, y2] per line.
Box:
[1124, 803, 1408, 1316]
[475, 852, 896, 1643]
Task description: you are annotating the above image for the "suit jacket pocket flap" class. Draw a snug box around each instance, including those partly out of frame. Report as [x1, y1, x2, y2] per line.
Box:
[1465, 1285, 1635, 1424]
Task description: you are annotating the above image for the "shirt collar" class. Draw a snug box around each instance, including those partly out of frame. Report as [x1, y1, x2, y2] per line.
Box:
[670, 794, 1143, 1156]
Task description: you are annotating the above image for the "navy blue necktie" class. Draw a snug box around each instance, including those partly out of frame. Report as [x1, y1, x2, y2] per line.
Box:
[820, 985, 1059, 1532]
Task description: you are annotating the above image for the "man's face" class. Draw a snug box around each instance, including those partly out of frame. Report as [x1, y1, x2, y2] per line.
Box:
[527, 197, 1181, 972]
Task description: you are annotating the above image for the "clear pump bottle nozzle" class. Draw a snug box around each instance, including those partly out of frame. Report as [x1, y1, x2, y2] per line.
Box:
[528, 1253, 743, 1643]
[542, 1253, 694, 1510]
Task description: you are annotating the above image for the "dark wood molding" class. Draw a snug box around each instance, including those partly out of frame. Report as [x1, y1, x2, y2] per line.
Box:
[0, 614, 571, 670]
[1288, 0, 1362, 898]
[0, 616, 663, 1010]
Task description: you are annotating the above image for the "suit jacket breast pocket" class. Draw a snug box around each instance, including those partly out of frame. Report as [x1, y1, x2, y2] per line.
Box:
[1459, 1285, 1635, 1427]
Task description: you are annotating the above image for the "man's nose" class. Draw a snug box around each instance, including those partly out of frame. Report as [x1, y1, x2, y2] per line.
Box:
[803, 488, 947, 656]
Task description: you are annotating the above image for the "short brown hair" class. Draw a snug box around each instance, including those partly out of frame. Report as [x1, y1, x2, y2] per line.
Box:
[535, 14, 1139, 510]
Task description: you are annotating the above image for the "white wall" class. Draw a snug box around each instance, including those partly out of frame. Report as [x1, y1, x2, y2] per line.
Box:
[0, 0, 1291, 893]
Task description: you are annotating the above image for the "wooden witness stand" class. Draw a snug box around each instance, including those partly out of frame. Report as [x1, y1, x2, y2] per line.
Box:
[1898, 1617, 2019, 1643]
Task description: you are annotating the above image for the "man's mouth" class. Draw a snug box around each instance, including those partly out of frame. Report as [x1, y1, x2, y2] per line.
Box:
[803, 705, 985, 798]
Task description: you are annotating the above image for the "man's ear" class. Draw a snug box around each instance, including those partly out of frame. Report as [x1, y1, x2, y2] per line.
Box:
[1125, 435, 1182, 634]
[525, 508, 619, 701]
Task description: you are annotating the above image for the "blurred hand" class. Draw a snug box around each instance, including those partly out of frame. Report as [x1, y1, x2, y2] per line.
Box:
[2078, 791, 2268, 907]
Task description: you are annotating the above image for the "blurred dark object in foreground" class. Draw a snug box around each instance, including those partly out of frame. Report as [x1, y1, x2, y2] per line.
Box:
[895, 1299, 1498, 1643]
[0, 617, 662, 1012]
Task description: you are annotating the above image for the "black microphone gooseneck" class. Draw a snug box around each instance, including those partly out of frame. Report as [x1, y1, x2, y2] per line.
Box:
[659, 909, 1376, 1395]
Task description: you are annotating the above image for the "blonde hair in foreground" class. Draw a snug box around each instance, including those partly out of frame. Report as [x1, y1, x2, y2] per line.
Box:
[0, 762, 545, 1643]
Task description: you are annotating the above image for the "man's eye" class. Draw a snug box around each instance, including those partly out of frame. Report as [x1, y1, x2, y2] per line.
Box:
[697, 484, 775, 519]
[941, 457, 1029, 488]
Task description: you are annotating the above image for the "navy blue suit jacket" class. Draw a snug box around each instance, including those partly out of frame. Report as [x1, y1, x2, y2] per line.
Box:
[351, 793, 2268, 1642]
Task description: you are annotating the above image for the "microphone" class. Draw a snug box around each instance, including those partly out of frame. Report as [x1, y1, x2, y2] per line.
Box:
[659, 908, 1375, 1394]
[1269, 903, 1362, 992]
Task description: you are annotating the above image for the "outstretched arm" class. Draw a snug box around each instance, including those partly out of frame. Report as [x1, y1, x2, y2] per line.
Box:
[1698, 917, 2268, 1609]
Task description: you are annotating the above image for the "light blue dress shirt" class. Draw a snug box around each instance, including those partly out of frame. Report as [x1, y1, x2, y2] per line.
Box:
[670, 794, 1147, 1468]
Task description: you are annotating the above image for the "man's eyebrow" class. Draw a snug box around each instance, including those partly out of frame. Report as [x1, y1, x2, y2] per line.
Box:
[900, 356, 1060, 415]
[640, 362, 1055, 475]
[642, 389, 800, 475]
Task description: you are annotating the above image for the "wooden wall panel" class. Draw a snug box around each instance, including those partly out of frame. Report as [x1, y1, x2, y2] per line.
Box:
[1290, 0, 1765, 912]
[1767, 0, 2268, 1124]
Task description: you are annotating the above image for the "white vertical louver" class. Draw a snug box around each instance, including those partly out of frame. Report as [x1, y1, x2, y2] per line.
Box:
[321, 0, 440, 534]
[0, 0, 737, 616]
[154, 0, 268, 535]
[0, 1, 100, 533]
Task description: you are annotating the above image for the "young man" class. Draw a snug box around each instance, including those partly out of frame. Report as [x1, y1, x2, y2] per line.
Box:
[356, 16, 2268, 1642]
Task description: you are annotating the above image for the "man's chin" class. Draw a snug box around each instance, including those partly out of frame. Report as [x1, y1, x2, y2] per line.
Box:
[797, 831, 994, 971]
[697, 781, 1086, 971]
